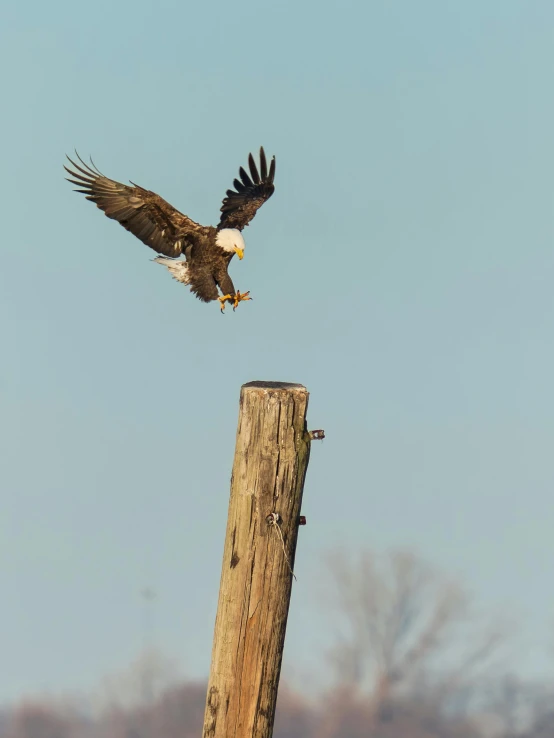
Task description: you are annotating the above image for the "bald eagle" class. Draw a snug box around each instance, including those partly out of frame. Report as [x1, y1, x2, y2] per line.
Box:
[64, 147, 276, 312]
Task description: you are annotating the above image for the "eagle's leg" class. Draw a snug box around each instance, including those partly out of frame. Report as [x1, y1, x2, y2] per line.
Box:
[232, 291, 251, 311]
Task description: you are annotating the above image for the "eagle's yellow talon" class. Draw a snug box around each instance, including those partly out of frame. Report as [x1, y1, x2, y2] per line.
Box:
[218, 291, 251, 312]
[218, 294, 233, 313]
[232, 291, 251, 311]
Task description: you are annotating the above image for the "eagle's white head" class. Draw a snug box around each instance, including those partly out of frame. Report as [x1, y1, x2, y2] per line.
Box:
[216, 228, 246, 260]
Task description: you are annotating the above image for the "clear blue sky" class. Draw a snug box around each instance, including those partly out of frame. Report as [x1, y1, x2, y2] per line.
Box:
[1, 0, 553, 704]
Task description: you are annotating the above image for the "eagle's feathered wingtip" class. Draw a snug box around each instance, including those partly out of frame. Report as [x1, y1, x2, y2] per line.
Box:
[259, 147, 268, 181]
[257, 146, 276, 185]
[64, 151, 106, 182]
[217, 146, 276, 229]
[243, 147, 276, 188]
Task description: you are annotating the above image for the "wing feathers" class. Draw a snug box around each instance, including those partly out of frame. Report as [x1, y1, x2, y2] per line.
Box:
[65, 154, 205, 258]
[248, 153, 261, 184]
[66, 147, 275, 262]
[218, 147, 276, 231]
[232, 178, 247, 193]
[268, 154, 276, 184]
[259, 147, 268, 181]
[239, 166, 253, 188]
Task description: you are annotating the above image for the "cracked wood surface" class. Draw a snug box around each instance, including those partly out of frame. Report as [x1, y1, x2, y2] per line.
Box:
[202, 381, 312, 738]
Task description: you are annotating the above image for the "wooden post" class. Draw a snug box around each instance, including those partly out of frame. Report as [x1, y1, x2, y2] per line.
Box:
[203, 381, 314, 738]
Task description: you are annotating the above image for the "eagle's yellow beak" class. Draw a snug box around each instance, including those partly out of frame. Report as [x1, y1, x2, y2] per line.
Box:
[234, 246, 244, 260]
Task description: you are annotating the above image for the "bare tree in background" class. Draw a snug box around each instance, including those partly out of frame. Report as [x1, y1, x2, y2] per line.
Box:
[322, 550, 507, 731]
[6, 702, 72, 738]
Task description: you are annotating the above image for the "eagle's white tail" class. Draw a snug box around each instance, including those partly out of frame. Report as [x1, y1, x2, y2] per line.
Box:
[153, 256, 191, 285]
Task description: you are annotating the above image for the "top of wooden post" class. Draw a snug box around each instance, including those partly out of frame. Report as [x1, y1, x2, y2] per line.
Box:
[242, 381, 307, 392]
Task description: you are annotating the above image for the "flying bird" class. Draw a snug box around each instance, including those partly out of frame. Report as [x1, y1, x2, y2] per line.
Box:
[64, 147, 276, 312]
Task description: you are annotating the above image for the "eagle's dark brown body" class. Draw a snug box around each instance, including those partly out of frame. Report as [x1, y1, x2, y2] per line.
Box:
[64, 148, 275, 306]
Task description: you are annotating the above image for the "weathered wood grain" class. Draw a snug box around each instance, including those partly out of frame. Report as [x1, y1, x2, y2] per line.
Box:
[202, 381, 312, 738]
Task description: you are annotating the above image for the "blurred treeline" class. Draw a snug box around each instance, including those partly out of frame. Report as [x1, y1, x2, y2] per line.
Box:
[3, 550, 553, 738]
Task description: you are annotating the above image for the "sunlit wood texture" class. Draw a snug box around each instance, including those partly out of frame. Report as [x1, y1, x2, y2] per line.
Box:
[203, 381, 312, 738]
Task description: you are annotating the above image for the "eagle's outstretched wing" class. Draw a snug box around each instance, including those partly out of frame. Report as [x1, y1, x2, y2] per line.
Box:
[218, 147, 276, 231]
[64, 154, 207, 258]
